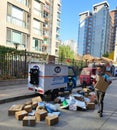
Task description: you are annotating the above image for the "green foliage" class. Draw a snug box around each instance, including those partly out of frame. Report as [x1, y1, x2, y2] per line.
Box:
[102, 51, 109, 57]
[59, 45, 75, 60]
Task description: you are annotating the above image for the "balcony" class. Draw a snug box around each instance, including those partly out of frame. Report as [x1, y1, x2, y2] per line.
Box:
[7, 15, 27, 29]
[43, 25, 49, 31]
[45, 0, 50, 5]
[39, 0, 45, 4]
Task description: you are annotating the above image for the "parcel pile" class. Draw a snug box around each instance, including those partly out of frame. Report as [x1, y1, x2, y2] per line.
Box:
[54, 86, 96, 111]
[8, 96, 60, 127]
[8, 86, 98, 127]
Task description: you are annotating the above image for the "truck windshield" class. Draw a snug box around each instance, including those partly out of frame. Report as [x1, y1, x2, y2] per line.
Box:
[81, 69, 90, 75]
[68, 68, 75, 76]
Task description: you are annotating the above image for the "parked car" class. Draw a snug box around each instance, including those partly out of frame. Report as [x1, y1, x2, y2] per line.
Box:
[79, 67, 96, 87]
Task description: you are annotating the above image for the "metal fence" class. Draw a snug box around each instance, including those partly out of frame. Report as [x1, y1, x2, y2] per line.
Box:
[0, 50, 47, 80]
[0, 49, 86, 80]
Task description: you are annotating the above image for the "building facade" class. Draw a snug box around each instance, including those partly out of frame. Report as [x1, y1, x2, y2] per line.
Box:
[78, 1, 111, 58]
[0, 0, 61, 56]
[78, 11, 93, 55]
[110, 9, 117, 61]
[62, 40, 78, 54]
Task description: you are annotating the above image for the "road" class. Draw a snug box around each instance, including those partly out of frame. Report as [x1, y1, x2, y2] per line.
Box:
[0, 79, 117, 130]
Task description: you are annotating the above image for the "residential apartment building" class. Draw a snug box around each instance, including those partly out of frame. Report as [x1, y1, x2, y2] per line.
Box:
[0, 0, 61, 56]
[78, 1, 111, 58]
[110, 9, 117, 61]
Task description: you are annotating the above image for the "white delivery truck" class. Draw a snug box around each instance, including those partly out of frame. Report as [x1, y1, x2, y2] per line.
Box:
[28, 62, 77, 97]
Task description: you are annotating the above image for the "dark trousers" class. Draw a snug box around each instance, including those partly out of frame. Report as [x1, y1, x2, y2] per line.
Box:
[95, 90, 105, 113]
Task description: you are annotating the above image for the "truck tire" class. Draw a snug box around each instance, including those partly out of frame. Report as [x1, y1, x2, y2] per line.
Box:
[51, 89, 59, 100]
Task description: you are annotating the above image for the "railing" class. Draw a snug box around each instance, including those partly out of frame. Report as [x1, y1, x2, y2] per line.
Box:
[0, 47, 86, 80]
[0, 50, 47, 80]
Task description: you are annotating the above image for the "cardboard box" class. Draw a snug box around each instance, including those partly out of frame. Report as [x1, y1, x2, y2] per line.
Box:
[86, 102, 95, 110]
[15, 110, 28, 120]
[83, 88, 91, 93]
[35, 109, 47, 122]
[36, 102, 45, 110]
[32, 101, 38, 109]
[8, 104, 24, 116]
[32, 96, 42, 103]
[24, 105, 32, 113]
[95, 76, 109, 92]
[46, 115, 59, 126]
[23, 116, 36, 126]
[24, 101, 32, 106]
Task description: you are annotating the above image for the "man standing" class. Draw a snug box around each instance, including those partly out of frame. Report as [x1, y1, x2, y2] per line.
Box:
[93, 65, 111, 117]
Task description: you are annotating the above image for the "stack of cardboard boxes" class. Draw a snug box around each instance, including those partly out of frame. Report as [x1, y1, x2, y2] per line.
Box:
[8, 96, 59, 127]
[8, 86, 99, 127]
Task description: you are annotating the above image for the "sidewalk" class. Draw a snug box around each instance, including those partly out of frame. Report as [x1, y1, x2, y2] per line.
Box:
[0, 84, 36, 104]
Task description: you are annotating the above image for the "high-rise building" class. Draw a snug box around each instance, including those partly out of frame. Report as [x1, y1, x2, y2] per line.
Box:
[78, 11, 93, 55]
[110, 9, 117, 61]
[0, 0, 61, 56]
[92, 1, 110, 57]
[78, 1, 111, 58]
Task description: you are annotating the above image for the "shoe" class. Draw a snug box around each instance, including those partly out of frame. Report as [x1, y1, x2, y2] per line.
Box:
[99, 113, 103, 117]
[97, 110, 100, 113]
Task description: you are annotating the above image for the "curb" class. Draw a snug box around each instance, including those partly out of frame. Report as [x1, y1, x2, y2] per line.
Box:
[0, 93, 37, 104]
[0, 79, 27, 87]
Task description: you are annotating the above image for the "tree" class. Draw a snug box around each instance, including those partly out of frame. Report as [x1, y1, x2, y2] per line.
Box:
[102, 51, 109, 57]
[59, 45, 75, 61]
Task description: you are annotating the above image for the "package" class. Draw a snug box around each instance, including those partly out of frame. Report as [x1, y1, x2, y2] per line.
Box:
[35, 109, 47, 122]
[48, 112, 61, 116]
[88, 94, 96, 103]
[95, 76, 109, 92]
[46, 115, 59, 126]
[28, 110, 36, 116]
[69, 103, 77, 111]
[23, 116, 36, 126]
[24, 105, 32, 113]
[45, 103, 58, 113]
[8, 104, 24, 116]
[24, 101, 32, 106]
[32, 101, 38, 110]
[37, 102, 45, 109]
[15, 110, 28, 120]
[32, 96, 42, 103]
[86, 102, 95, 110]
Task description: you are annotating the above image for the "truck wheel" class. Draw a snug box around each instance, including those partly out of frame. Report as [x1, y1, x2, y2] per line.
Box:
[51, 89, 59, 100]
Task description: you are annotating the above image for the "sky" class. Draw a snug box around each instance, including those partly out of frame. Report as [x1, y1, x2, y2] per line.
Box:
[60, 0, 117, 42]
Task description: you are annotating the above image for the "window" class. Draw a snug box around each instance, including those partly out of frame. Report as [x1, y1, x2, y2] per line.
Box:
[33, 0, 42, 17]
[32, 38, 42, 51]
[16, 0, 28, 6]
[43, 38, 48, 44]
[6, 28, 28, 46]
[12, 31, 22, 43]
[68, 68, 75, 76]
[33, 19, 42, 36]
[7, 4, 27, 28]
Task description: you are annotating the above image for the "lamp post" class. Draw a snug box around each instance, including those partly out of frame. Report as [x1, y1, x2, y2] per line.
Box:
[14, 43, 20, 50]
[24, 48, 27, 78]
[13, 43, 20, 78]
